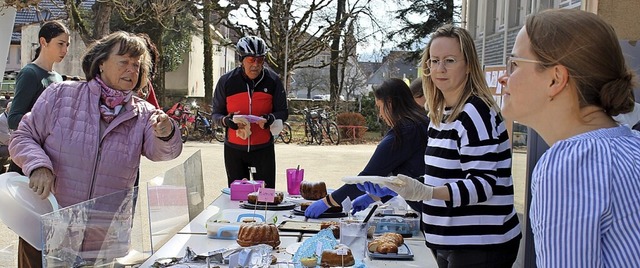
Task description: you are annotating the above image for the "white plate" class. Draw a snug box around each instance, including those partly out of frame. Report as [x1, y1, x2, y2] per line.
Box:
[286, 241, 302, 255]
[341, 176, 397, 185]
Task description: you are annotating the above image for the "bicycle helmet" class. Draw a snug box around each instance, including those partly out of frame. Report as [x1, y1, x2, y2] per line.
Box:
[236, 36, 269, 59]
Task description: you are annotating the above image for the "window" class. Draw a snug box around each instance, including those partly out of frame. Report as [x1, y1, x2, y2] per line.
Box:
[556, 0, 581, 9]
[476, 0, 486, 38]
[495, 0, 506, 32]
[516, 0, 533, 26]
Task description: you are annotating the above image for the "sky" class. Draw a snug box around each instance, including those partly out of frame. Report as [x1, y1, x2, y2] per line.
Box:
[222, 0, 463, 62]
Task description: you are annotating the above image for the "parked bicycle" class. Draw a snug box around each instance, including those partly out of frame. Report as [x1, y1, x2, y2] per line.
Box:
[317, 108, 340, 145]
[191, 108, 212, 142]
[294, 108, 323, 145]
[274, 122, 292, 144]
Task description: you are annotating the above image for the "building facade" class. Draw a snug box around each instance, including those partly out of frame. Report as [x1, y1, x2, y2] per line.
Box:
[463, 1, 640, 267]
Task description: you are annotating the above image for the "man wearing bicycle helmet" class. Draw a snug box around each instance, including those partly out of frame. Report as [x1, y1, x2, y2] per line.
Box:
[212, 35, 288, 189]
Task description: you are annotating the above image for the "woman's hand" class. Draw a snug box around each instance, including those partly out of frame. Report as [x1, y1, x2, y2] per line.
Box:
[29, 167, 55, 200]
[382, 174, 433, 201]
[304, 199, 330, 218]
[151, 110, 174, 138]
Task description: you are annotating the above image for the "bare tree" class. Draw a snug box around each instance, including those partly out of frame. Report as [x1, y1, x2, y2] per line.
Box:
[295, 67, 329, 99]
[209, 0, 341, 92]
[327, 0, 381, 108]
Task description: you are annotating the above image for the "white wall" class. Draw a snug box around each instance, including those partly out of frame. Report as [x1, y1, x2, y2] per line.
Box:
[0, 6, 16, 82]
[165, 34, 236, 98]
[6, 45, 21, 72]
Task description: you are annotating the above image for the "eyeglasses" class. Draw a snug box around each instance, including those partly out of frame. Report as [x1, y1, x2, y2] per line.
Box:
[506, 56, 542, 76]
[245, 56, 265, 64]
[426, 57, 461, 70]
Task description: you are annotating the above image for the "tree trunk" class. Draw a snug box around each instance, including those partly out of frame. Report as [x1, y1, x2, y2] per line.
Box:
[329, 0, 345, 109]
[203, 0, 214, 105]
[149, 30, 165, 106]
[92, 1, 112, 40]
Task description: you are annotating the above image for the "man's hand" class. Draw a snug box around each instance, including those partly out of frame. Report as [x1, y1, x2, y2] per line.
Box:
[304, 199, 330, 218]
[150, 111, 174, 138]
[29, 167, 55, 200]
[257, 114, 274, 129]
[223, 114, 239, 130]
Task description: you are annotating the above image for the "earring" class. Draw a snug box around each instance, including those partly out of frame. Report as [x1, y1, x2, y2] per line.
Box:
[100, 69, 103, 73]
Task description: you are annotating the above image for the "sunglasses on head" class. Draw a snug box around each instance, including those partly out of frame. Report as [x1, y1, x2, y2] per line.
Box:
[245, 56, 265, 64]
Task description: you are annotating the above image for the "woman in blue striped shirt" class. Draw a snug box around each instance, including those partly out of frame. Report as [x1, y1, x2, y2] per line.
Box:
[498, 9, 640, 268]
[362, 25, 522, 267]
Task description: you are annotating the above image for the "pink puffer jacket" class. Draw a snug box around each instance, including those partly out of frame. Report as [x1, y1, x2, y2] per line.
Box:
[9, 80, 182, 257]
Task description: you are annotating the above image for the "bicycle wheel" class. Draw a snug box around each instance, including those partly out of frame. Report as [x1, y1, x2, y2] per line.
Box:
[180, 125, 189, 143]
[213, 126, 225, 142]
[312, 121, 323, 145]
[326, 121, 340, 145]
[304, 122, 313, 144]
[280, 122, 292, 144]
[193, 118, 202, 136]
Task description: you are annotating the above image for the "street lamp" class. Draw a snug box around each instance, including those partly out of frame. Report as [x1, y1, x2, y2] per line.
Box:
[283, 17, 295, 94]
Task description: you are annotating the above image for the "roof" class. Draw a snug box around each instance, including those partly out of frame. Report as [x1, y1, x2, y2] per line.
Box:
[358, 61, 382, 78]
[366, 51, 419, 85]
[11, 0, 95, 42]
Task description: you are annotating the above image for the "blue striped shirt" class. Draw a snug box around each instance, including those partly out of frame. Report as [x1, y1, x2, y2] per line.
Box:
[422, 96, 521, 249]
[530, 126, 640, 268]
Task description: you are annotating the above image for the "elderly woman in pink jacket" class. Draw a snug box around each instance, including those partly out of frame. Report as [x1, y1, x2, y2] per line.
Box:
[9, 31, 182, 268]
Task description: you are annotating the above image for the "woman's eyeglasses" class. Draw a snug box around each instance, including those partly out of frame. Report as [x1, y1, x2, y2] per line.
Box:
[506, 56, 542, 75]
[426, 57, 461, 70]
[245, 56, 265, 64]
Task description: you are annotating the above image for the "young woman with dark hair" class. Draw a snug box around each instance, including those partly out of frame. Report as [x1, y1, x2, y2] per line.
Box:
[9, 20, 70, 130]
[305, 78, 429, 217]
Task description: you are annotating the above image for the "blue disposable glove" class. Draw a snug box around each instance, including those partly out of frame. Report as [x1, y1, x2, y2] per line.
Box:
[357, 181, 398, 198]
[352, 194, 375, 214]
[305, 199, 330, 218]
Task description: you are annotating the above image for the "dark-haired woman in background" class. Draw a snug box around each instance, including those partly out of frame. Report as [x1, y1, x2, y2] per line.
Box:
[137, 33, 161, 109]
[305, 78, 429, 218]
[9, 20, 69, 130]
[7, 21, 70, 178]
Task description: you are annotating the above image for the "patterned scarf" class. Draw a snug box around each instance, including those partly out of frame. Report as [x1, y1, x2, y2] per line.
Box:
[96, 76, 133, 123]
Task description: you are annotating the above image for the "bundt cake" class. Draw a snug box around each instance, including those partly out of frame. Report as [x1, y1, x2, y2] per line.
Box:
[320, 244, 355, 267]
[236, 222, 281, 248]
[247, 191, 284, 205]
[300, 181, 327, 200]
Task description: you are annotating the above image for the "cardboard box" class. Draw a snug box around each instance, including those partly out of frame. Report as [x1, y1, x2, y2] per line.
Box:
[230, 180, 264, 201]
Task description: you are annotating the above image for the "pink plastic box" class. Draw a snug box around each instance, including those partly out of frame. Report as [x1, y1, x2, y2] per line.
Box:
[230, 180, 264, 201]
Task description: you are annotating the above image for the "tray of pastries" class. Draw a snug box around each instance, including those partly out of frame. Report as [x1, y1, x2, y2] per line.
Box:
[367, 232, 414, 260]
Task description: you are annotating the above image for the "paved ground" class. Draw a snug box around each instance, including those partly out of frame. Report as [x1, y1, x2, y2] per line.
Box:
[0, 141, 529, 267]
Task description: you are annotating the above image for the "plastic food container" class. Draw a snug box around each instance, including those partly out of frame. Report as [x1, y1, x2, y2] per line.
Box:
[369, 216, 420, 238]
[0, 172, 59, 250]
[230, 180, 264, 201]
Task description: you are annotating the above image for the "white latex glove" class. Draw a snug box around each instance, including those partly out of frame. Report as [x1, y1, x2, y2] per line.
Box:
[382, 174, 433, 201]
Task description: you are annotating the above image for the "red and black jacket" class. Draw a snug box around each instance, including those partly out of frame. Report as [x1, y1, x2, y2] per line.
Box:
[212, 66, 288, 151]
